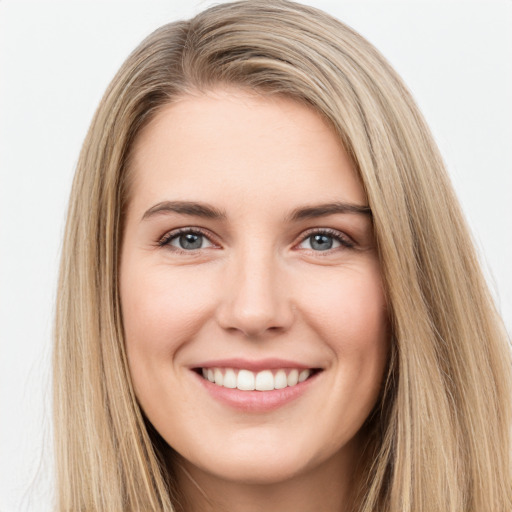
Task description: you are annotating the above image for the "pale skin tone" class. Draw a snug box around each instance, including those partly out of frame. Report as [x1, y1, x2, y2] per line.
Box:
[120, 89, 389, 512]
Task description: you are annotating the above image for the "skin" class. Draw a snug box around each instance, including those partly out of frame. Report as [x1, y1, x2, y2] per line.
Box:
[120, 89, 389, 512]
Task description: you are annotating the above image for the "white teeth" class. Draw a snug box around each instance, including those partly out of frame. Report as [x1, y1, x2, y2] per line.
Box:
[255, 370, 274, 391]
[201, 367, 315, 391]
[274, 369, 288, 389]
[237, 369, 255, 390]
[298, 369, 311, 383]
[287, 369, 299, 386]
[223, 368, 237, 388]
[214, 368, 223, 386]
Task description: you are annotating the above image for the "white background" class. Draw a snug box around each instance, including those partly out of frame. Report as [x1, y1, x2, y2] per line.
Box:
[1, 1, 511, 510]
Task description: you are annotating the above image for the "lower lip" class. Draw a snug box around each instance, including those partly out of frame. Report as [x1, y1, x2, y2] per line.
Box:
[193, 370, 320, 412]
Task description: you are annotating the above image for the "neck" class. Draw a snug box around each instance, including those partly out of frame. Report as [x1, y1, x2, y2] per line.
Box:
[172, 436, 364, 512]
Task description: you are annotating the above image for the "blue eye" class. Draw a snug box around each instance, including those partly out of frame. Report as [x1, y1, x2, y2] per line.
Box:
[161, 230, 215, 251]
[312, 234, 338, 250]
[301, 234, 340, 251]
[297, 230, 353, 252]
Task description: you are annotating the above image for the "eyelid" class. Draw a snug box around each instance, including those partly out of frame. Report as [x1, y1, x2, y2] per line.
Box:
[158, 227, 220, 250]
[294, 227, 355, 251]
[156, 226, 355, 253]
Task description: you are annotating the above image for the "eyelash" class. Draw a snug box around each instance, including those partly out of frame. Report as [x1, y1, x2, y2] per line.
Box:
[298, 228, 355, 252]
[157, 227, 355, 254]
[157, 227, 217, 253]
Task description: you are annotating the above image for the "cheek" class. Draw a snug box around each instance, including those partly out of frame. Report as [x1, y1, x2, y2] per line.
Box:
[297, 262, 389, 398]
[300, 263, 388, 345]
[120, 262, 218, 372]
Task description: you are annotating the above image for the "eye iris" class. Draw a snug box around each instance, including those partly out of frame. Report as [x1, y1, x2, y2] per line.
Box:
[310, 234, 333, 251]
[179, 233, 202, 250]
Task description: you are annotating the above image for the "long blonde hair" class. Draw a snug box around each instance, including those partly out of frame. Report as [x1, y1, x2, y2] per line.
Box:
[54, 1, 512, 510]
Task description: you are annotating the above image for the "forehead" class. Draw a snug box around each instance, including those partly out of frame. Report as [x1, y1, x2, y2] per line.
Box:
[127, 89, 366, 218]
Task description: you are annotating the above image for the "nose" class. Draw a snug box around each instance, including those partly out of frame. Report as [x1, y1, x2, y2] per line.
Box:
[215, 247, 294, 338]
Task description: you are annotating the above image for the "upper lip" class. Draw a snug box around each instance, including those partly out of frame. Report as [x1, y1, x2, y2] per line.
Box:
[191, 358, 320, 372]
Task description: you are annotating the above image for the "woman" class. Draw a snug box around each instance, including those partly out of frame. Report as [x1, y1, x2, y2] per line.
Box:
[53, 1, 512, 510]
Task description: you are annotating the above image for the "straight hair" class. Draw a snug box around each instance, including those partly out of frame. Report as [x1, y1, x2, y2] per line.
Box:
[54, 1, 512, 510]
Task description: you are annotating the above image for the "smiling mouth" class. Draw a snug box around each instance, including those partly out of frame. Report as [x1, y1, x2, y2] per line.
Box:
[195, 367, 321, 391]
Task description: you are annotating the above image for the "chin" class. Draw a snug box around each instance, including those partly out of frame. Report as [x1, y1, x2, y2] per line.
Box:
[193, 454, 311, 486]
[174, 431, 338, 488]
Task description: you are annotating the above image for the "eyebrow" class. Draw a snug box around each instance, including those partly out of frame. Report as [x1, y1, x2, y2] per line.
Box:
[286, 202, 372, 222]
[141, 201, 227, 221]
[141, 200, 372, 223]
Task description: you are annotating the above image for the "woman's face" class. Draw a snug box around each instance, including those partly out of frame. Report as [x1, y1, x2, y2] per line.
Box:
[120, 89, 389, 487]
